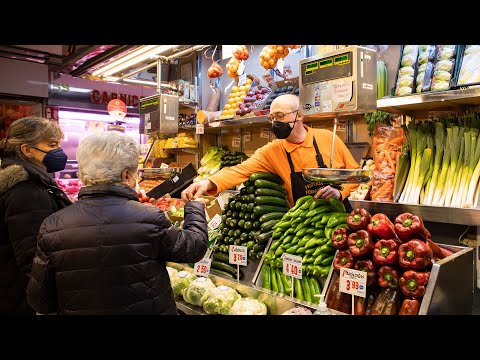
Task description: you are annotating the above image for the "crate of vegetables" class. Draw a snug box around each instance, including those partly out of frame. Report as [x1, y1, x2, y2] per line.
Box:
[235, 85, 271, 117]
[322, 208, 474, 315]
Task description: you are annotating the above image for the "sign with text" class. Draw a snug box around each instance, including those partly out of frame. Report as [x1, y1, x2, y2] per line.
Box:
[44, 106, 59, 122]
[339, 267, 367, 298]
[196, 123, 204, 134]
[243, 131, 251, 143]
[193, 258, 212, 277]
[260, 128, 270, 139]
[208, 214, 222, 230]
[232, 136, 241, 148]
[282, 253, 303, 279]
[229, 245, 247, 266]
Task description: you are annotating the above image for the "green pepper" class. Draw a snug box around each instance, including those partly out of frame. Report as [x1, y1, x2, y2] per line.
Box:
[320, 254, 335, 266]
[299, 209, 310, 219]
[264, 250, 274, 263]
[326, 213, 350, 229]
[305, 247, 317, 255]
[295, 246, 307, 254]
[291, 195, 314, 212]
[329, 197, 346, 213]
[281, 272, 293, 294]
[281, 235, 294, 245]
[304, 237, 318, 249]
[286, 245, 299, 254]
[275, 268, 285, 295]
[315, 221, 326, 229]
[306, 205, 332, 219]
[296, 227, 308, 238]
[294, 278, 304, 300]
[300, 197, 315, 210]
[320, 265, 331, 277]
[274, 220, 292, 229]
[310, 213, 324, 224]
[313, 253, 327, 265]
[306, 228, 316, 235]
[306, 264, 314, 275]
[325, 227, 334, 239]
[291, 218, 303, 227]
[275, 246, 285, 257]
[312, 246, 323, 257]
[284, 228, 295, 236]
[271, 266, 279, 292]
[275, 257, 283, 269]
[308, 198, 330, 211]
[272, 231, 282, 240]
[313, 229, 325, 237]
[312, 265, 323, 276]
[294, 222, 308, 234]
[290, 236, 300, 246]
[302, 276, 312, 302]
[320, 212, 335, 224]
[270, 240, 281, 251]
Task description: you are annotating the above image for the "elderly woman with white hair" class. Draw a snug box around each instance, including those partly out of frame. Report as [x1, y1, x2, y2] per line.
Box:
[26, 131, 208, 315]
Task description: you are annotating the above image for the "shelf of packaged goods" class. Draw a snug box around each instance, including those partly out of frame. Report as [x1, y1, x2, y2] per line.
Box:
[348, 199, 480, 226]
[376, 87, 480, 114]
[203, 115, 270, 133]
[164, 147, 198, 154]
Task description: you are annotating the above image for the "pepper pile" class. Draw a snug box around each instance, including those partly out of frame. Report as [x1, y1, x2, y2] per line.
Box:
[259, 195, 349, 304]
[326, 209, 454, 315]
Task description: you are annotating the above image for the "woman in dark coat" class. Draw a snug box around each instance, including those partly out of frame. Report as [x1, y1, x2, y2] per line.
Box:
[27, 131, 208, 315]
[0, 117, 71, 315]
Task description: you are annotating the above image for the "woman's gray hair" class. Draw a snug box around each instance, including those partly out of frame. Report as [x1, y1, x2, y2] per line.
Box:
[77, 132, 139, 186]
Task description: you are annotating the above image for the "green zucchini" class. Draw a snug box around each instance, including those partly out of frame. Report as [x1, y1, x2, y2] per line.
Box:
[254, 179, 285, 193]
[253, 243, 267, 252]
[294, 278, 304, 301]
[211, 260, 241, 279]
[210, 268, 234, 279]
[257, 230, 274, 244]
[212, 252, 230, 264]
[255, 188, 286, 198]
[259, 212, 286, 223]
[261, 219, 281, 232]
[302, 276, 312, 303]
[275, 268, 285, 295]
[249, 172, 283, 184]
[255, 196, 288, 207]
[253, 205, 289, 216]
[262, 265, 272, 290]
[271, 265, 279, 292]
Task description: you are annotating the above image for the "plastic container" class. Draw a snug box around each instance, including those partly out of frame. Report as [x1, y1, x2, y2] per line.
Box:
[313, 294, 333, 315]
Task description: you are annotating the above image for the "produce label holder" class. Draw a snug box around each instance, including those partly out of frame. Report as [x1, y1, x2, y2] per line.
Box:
[282, 253, 303, 298]
[339, 267, 367, 315]
[229, 245, 248, 283]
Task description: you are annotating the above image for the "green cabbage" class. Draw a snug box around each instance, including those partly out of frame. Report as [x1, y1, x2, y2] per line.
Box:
[171, 271, 197, 297]
[436, 60, 453, 72]
[202, 285, 241, 315]
[399, 66, 414, 77]
[182, 277, 216, 307]
[434, 70, 451, 82]
[229, 297, 268, 315]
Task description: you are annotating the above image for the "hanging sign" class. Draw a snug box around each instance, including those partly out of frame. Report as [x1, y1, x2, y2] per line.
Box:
[107, 99, 127, 121]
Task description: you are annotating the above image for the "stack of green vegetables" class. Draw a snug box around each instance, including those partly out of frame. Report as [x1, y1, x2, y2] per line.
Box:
[397, 114, 480, 208]
[211, 172, 289, 259]
[260, 195, 349, 304]
[194, 145, 229, 182]
[220, 150, 248, 168]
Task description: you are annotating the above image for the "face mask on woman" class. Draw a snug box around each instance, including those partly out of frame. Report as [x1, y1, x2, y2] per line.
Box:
[32, 147, 68, 173]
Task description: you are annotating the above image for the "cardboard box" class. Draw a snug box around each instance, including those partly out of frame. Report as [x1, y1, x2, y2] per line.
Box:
[200, 195, 222, 221]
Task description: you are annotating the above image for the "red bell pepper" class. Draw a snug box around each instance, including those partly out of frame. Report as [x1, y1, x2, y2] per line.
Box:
[398, 239, 433, 270]
[332, 227, 349, 250]
[367, 213, 398, 241]
[399, 270, 430, 298]
[347, 230, 374, 257]
[399, 298, 421, 315]
[346, 208, 371, 232]
[426, 238, 453, 260]
[372, 239, 399, 265]
[354, 259, 377, 286]
[377, 265, 400, 289]
[394, 212, 430, 242]
[333, 249, 355, 271]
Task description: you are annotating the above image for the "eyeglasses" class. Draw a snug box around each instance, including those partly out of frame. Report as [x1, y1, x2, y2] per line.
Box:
[268, 110, 299, 123]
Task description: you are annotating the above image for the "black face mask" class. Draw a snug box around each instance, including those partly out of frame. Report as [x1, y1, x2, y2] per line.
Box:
[271, 112, 297, 139]
[32, 147, 68, 173]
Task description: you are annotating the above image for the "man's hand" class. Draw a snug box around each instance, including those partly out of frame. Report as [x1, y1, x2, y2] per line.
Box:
[315, 185, 341, 200]
[181, 179, 215, 201]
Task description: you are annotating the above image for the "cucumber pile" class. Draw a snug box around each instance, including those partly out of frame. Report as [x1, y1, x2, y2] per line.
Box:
[260, 195, 349, 304]
[220, 150, 248, 168]
[211, 172, 289, 260]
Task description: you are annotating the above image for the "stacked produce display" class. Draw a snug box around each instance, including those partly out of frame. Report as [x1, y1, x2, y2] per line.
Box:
[258, 195, 348, 304]
[210, 172, 289, 267]
[326, 208, 453, 315]
[194, 145, 228, 182]
[168, 268, 268, 315]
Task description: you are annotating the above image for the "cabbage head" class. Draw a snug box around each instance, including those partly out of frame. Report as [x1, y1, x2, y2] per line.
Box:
[202, 285, 241, 315]
[229, 297, 268, 315]
[166, 266, 178, 279]
[171, 271, 197, 297]
[183, 277, 216, 307]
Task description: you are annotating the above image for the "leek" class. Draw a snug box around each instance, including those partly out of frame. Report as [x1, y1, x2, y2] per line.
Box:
[432, 126, 452, 206]
[424, 121, 445, 205]
[410, 147, 432, 204]
[406, 123, 428, 203]
[460, 128, 480, 206]
[443, 127, 464, 207]
[438, 126, 461, 206]
[399, 124, 417, 203]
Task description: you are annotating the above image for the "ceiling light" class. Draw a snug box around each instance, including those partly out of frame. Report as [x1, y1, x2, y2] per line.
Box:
[92, 45, 178, 78]
[123, 78, 157, 86]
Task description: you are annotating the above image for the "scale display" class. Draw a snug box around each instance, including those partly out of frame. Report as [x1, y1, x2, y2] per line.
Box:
[302, 52, 352, 84]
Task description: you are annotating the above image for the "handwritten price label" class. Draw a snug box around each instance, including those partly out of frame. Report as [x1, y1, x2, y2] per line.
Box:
[282, 253, 303, 279]
[193, 258, 211, 277]
[229, 245, 247, 266]
[339, 267, 367, 298]
[196, 123, 204, 134]
[232, 136, 241, 148]
[208, 214, 222, 230]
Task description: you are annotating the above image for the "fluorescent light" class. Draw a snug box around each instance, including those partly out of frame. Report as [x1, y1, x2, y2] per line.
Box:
[93, 45, 179, 78]
[123, 78, 157, 86]
[59, 110, 140, 125]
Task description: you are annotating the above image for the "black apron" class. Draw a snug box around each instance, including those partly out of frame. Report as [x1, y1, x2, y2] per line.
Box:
[285, 137, 353, 212]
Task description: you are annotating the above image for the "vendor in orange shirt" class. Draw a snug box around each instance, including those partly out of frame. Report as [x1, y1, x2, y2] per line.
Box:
[182, 94, 360, 210]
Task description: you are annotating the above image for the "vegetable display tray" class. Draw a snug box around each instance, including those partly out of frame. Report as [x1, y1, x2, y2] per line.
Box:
[302, 168, 372, 184]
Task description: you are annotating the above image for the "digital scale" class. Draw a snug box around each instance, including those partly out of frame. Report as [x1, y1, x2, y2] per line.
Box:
[298, 46, 377, 184]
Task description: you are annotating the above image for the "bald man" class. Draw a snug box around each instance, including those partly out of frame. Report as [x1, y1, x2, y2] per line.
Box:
[182, 94, 360, 209]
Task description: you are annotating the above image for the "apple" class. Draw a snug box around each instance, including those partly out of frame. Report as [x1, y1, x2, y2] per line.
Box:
[247, 91, 255, 97]
[256, 94, 263, 100]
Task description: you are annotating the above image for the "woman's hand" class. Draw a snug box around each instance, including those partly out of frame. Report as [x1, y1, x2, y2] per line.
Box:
[315, 185, 341, 200]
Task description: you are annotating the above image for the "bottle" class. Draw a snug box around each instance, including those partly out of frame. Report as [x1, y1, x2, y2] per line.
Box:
[313, 294, 333, 315]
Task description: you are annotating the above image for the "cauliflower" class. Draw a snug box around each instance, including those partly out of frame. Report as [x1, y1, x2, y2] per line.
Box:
[166, 266, 178, 279]
[229, 297, 268, 315]
[170, 271, 197, 297]
[182, 277, 216, 307]
[202, 285, 241, 315]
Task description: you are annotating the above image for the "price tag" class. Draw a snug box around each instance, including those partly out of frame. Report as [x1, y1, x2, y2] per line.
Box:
[238, 62, 246, 77]
[196, 123, 204, 134]
[282, 253, 303, 279]
[276, 58, 284, 74]
[260, 128, 270, 139]
[262, 73, 275, 86]
[339, 267, 367, 298]
[172, 175, 179, 183]
[193, 258, 211, 277]
[160, 163, 169, 169]
[232, 136, 241, 148]
[208, 213, 222, 230]
[243, 131, 251, 143]
[140, 143, 151, 156]
[229, 245, 247, 266]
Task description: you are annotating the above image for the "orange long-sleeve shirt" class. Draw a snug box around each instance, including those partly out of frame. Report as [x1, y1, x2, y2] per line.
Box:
[208, 125, 360, 207]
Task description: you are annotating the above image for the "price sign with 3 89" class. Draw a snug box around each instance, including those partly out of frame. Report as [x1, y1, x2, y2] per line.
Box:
[339, 267, 367, 297]
[282, 253, 303, 279]
[229, 245, 247, 266]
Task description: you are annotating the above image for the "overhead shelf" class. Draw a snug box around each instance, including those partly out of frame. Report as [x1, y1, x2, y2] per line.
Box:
[202, 115, 270, 133]
[377, 86, 480, 113]
[164, 147, 197, 154]
[179, 101, 197, 110]
[348, 200, 480, 226]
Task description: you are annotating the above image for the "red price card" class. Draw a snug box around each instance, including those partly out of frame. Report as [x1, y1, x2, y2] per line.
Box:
[282, 253, 303, 279]
[229, 245, 247, 266]
[339, 267, 367, 298]
[193, 258, 212, 277]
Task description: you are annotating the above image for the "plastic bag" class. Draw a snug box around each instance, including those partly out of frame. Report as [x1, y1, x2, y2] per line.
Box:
[395, 46, 419, 96]
[431, 45, 457, 92]
[207, 61, 222, 79]
[182, 277, 216, 307]
[415, 46, 436, 93]
[458, 45, 480, 85]
[370, 124, 406, 202]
